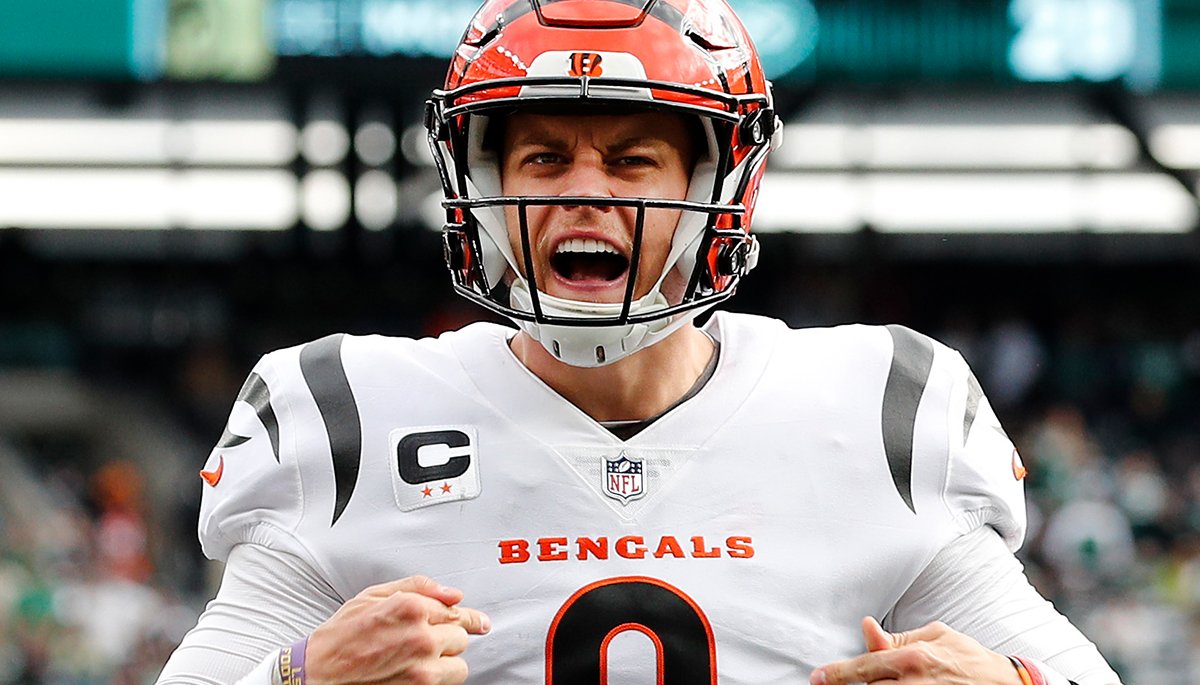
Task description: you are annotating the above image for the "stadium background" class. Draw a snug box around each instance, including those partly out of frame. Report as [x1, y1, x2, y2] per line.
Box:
[1, 0, 1199, 683]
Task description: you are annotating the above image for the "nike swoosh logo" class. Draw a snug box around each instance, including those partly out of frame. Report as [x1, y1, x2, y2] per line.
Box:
[1012, 449, 1028, 481]
[200, 455, 225, 487]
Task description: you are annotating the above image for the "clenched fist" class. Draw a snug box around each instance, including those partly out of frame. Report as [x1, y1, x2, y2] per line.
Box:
[306, 576, 491, 685]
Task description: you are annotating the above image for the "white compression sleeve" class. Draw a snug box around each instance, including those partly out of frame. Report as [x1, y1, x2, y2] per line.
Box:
[155, 544, 344, 685]
[887, 526, 1122, 685]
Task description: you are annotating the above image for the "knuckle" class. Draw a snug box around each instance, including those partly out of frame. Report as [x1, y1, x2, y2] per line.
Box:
[391, 594, 428, 621]
[894, 649, 922, 672]
[401, 628, 438, 656]
[405, 663, 435, 685]
[899, 645, 937, 673]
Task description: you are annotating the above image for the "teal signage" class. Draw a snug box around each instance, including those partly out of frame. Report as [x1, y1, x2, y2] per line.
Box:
[0, 0, 162, 79]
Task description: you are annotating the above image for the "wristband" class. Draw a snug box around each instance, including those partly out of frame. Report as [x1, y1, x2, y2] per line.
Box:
[1010, 655, 1074, 685]
[1008, 656, 1036, 685]
[274, 638, 308, 685]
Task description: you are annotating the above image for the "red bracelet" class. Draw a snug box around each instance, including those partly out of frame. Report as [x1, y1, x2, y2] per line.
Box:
[278, 637, 307, 685]
[1008, 655, 1048, 685]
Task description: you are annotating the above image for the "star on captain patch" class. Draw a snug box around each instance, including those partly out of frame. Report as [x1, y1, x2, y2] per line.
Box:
[603, 452, 645, 504]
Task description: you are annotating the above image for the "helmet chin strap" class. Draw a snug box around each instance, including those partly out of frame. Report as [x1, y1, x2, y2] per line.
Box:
[508, 280, 701, 368]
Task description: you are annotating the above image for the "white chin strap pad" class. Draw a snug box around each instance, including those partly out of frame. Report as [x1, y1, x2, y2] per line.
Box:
[509, 282, 699, 367]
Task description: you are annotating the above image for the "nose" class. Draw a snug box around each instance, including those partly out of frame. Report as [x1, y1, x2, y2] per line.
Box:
[558, 152, 614, 213]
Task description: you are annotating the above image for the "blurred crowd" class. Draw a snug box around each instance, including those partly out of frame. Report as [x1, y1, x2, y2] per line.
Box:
[0, 460, 199, 685]
[2, 301, 1200, 685]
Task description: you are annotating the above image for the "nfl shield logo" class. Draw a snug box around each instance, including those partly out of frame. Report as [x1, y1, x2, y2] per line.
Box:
[603, 452, 645, 503]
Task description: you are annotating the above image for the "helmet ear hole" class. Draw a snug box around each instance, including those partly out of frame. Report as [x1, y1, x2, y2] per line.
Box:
[737, 108, 775, 147]
[714, 239, 749, 277]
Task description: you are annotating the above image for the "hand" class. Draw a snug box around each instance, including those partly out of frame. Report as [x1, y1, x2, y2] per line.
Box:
[306, 575, 491, 685]
[810, 617, 1020, 685]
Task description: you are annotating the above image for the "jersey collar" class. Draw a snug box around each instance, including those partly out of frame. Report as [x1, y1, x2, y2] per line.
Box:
[449, 312, 779, 448]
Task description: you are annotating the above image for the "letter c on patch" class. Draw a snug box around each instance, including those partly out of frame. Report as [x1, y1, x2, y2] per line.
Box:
[396, 430, 472, 484]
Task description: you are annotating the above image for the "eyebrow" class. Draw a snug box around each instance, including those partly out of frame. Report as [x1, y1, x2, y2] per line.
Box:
[508, 131, 670, 153]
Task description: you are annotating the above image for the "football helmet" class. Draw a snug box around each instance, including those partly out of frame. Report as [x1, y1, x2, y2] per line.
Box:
[426, 0, 781, 366]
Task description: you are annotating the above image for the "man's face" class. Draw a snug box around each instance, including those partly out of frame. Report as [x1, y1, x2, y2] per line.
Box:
[499, 111, 695, 305]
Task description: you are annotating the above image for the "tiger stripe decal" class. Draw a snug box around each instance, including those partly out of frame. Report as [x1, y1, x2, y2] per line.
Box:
[963, 370, 983, 445]
[300, 334, 363, 525]
[217, 372, 281, 463]
[882, 325, 934, 514]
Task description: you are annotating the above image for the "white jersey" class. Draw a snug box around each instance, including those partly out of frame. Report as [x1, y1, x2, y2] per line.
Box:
[197, 312, 1027, 683]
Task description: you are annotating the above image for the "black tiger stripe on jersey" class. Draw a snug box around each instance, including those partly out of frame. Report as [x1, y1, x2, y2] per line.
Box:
[217, 427, 249, 448]
[300, 334, 363, 526]
[882, 325, 935, 514]
[963, 370, 983, 445]
[217, 372, 281, 463]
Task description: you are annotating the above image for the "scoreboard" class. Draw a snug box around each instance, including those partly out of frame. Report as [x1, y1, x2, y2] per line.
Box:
[0, 0, 1197, 89]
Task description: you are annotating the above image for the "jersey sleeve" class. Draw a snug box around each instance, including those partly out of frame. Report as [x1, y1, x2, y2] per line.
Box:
[156, 543, 343, 685]
[887, 526, 1122, 685]
[197, 349, 310, 564]
[941, 349, 1027, 552]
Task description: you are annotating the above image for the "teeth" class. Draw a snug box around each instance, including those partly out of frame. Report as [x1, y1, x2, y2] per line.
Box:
[555, 238, 620, 255]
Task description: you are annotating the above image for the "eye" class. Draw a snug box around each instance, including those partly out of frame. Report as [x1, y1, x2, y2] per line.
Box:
[526, 151, 565, 166]
[614, 155, 656, 167]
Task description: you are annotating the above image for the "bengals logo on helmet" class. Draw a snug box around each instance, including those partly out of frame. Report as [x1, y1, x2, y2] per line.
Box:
[567, 52, 603, 77]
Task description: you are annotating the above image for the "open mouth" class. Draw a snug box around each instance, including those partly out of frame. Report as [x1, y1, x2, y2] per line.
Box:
[550, 238, 630, 283]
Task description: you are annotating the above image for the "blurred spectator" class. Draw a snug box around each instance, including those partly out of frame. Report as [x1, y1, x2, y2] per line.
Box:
[1039, 496, 1136, 597]
[91, 462, 152, 583]
[982, 318, 1046, 409]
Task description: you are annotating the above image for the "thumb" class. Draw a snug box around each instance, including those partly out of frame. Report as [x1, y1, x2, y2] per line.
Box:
[861, 616, 895, 652]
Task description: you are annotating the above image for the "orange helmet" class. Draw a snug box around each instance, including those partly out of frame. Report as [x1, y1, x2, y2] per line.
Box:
[426, 0, 781, 366]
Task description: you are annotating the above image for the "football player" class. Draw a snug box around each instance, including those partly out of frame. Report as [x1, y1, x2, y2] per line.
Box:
[156, 0, 1123, 684]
